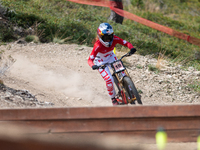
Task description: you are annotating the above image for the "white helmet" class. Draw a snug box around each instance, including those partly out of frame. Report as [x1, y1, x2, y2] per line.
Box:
[97, 23, 114, 47]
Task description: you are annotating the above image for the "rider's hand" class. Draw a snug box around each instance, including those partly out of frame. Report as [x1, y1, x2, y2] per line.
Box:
[129, 48, 137, 55]
[92, 65, 99, 70]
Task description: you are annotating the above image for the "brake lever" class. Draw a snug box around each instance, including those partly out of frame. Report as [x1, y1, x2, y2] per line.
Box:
[101, 65, 106, 69]
[98, 65, 106, 69]
[127, 52, 132, 56]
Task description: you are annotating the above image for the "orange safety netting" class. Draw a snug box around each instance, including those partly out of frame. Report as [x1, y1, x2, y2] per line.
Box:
[67, 0, 200, 47]
[67, 0, 110, 7]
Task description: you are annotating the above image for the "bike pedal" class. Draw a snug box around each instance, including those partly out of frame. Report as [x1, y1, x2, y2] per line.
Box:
[132, 97, 136, 100]
[131, 101, 135, 104]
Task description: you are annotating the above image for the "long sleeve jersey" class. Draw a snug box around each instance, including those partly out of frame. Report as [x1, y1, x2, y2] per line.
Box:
[88, 35, 134, 67]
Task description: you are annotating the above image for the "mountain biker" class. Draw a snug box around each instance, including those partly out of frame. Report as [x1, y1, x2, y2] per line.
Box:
[88, 23, 137, 106]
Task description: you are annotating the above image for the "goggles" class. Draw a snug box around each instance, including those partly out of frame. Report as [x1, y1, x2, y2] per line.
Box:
[102, 34, 113, 42]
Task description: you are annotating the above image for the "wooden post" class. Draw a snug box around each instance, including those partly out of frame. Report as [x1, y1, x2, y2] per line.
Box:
[109, 0, 124, 24]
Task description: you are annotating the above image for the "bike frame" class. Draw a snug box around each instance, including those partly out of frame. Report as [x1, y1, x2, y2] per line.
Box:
[111, 61, 136, 104]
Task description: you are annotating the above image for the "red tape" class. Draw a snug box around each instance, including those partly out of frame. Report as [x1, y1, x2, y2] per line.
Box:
[67, 0, 200, 47]
[187, 36, 191, 42]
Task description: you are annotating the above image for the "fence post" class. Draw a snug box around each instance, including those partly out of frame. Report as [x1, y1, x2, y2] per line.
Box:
[109, 0, 124, 24]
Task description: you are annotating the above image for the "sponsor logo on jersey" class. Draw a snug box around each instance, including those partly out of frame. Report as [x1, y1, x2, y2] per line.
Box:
[94, 46, 99, 52]
[90, 55, 94, 59]
[104, 54, 110, 57]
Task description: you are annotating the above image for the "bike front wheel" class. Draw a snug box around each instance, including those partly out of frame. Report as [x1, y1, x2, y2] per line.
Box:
[123, 76, 142, 105]
[112, 75, 128, 104]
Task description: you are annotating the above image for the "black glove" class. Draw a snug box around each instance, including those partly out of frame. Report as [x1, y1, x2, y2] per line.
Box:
[129, 48, 137, 55]
[92, 65, 99, 70]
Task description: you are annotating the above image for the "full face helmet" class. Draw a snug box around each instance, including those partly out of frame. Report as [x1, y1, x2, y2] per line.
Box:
[97, 23, 114, 47]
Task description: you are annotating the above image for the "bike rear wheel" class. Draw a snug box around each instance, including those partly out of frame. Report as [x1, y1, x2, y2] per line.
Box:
[112, 75, 128, 104]
[123, 76, 142, 105]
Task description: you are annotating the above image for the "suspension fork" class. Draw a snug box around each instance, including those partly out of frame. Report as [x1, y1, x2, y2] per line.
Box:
[122, 70, 137, 102]
[113, 72, 130, 104]
[123, 69, 130, 78]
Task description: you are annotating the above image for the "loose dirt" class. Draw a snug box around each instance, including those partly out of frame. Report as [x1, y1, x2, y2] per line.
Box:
[0, 42, 199, 108]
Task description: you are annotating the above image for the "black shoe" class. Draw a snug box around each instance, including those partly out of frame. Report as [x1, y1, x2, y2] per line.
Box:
[111, 98, 119, 106]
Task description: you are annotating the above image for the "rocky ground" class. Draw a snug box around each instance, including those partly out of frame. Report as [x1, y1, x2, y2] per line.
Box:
[0, 42, 199, 108]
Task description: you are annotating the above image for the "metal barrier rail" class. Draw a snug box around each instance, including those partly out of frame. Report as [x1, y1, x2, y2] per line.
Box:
[0, 104, 200, 142]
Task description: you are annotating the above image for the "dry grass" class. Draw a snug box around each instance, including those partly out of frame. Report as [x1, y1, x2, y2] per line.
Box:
[156, 51, 166, 69]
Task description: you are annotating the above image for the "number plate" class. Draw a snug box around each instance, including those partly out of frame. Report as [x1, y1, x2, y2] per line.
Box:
[113, 61, 125, 73]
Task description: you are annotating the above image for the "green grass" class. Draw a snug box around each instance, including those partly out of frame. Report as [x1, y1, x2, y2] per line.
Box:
[148, 64, 160, 74]
[188, 81, 200, 93]
[0, 0, 199, 71]
[25, 35, 39, 43]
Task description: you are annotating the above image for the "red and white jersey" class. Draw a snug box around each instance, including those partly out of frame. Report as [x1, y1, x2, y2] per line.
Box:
[88, 35, 134, 67]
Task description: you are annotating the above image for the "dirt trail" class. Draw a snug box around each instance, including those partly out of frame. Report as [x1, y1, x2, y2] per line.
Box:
[0, 42, 199, 108]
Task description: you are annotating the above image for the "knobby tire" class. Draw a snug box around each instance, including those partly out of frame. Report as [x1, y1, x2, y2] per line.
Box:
[112, 75, 128, 104]
[123, 76, 142, 105]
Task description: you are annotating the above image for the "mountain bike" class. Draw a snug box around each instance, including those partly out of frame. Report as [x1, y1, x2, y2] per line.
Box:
[98, 52, 142, 105]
